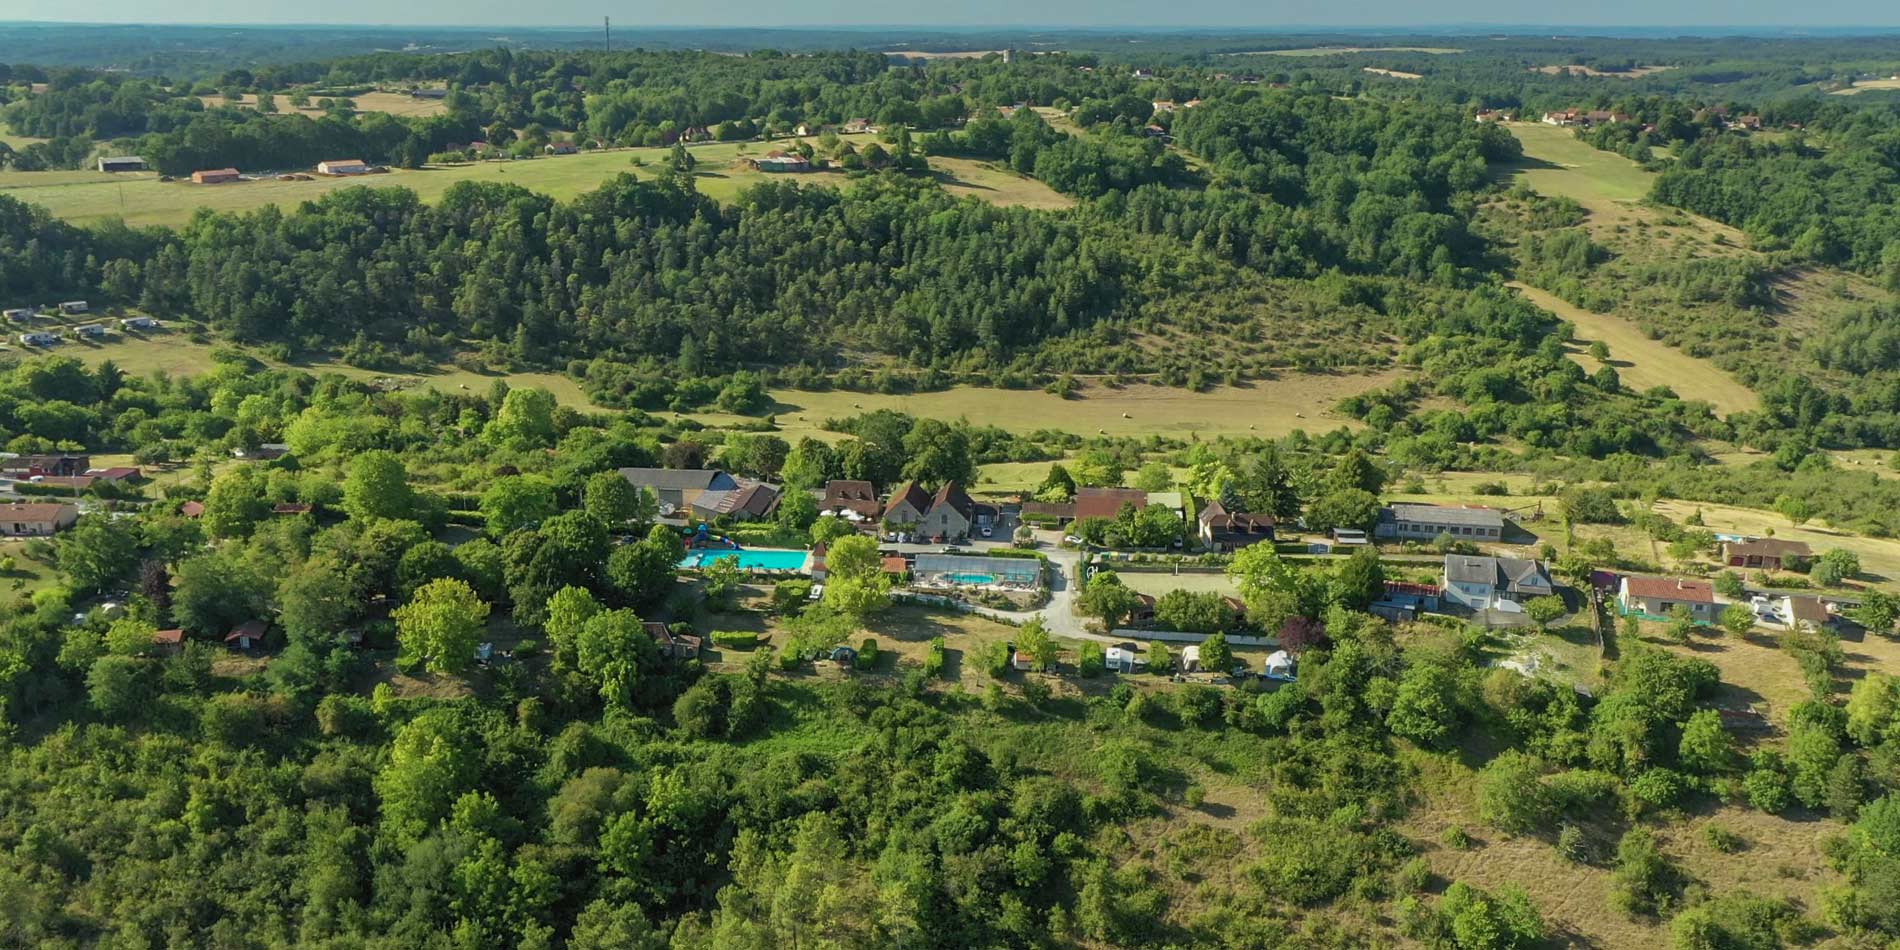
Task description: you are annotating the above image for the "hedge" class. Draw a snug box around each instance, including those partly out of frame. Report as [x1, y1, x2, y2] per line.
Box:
[709, 631, 763, 649]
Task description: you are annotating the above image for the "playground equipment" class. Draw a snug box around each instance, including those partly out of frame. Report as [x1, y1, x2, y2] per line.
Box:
[686, 522, 741, 550]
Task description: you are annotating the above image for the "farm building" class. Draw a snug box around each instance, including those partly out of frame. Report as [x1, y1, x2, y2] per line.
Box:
[58, 301, 88, 314]
[1377, 503, 1505, 542]
[84, 467, 140, 482]
[0, 503, 78, 537]
[317, 159, 371, 175]
[546, 141, 578, 155]
[911, 554, 1043, 590]
[97, 156, 146, 172]
[688, 480, 781, 523]
[2, 454, 90, 477]
[1074, 487, 1151, 521]
[191, 168, 241, 184]
[750, 152, 810, 172]
[1721, 538, 1811, 571]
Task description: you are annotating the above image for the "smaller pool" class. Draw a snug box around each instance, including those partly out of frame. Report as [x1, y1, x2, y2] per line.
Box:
[943, 572, 997, 586]
[679, 548, 810, 572]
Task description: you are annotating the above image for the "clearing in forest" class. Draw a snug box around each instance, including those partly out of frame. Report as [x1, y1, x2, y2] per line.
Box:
[930, 156, 1074, 209]
[686, 375, 1392, 442]
[1499, 121, 1656, 215]
[1362, 67, 1422, 79]
[1829, 77, 1900, 95]
[1235, 46, 1464, 56]
[196, 90, 451, 118]
[1530, 64, 1675, 78]
[0, 136, 1062, 226]
[1509, 281, 1759, 414]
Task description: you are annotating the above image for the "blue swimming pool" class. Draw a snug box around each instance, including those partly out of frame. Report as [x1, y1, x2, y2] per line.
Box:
[678, 548, 810, 572]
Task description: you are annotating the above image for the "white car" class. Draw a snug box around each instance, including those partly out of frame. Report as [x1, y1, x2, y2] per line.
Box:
[1063, 535, 1083, 545]
[980, 524, 993, 538]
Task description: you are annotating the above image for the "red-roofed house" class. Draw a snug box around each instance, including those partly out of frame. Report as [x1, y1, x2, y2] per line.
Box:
[882, 482, 933, 527]
[821, 480, 883, 520]
[1197, 499, 1275, 551]
[1618, 575, 1718, 624]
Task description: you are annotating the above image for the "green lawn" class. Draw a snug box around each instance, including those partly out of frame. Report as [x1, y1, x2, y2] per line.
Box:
[680, 373, 1389, 443]
[0, 133, 1069, 228]
[1234, 46, 1464, 56]
[1511, 281, 1759, 414]
[1500, 121, 1654, 212]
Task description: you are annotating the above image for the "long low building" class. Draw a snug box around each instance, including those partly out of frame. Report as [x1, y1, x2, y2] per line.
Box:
[1376, 503, 1505, 542]
[911, 554, 1043, 590]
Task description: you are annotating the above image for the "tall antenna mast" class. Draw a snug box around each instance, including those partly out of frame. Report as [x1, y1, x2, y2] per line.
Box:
[604, 16, 610, 52]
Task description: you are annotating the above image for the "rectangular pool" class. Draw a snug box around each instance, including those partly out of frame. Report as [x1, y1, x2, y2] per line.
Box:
[679, 548, 810, 572]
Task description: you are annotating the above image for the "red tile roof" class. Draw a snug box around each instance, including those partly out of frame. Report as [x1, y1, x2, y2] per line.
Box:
[153, 628, 185, 645]
[884, 482, 932, 520]
[225, 619, 267, 642]
[1623, 575, 1715, 604]
[179, 500, 205, 518]
[1074, 488, 1147, 522]
[1723, 538, 1812, 560]
[881, 556, 909, 575]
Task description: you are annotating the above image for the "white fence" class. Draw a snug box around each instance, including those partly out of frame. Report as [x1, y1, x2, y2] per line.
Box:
[1110, 628, 1276, 647]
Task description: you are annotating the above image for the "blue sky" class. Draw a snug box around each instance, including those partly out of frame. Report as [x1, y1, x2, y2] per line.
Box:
[11, 0, 1900, 28]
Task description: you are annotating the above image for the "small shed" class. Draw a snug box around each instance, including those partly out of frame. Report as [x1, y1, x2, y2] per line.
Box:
[152, 628, 185, 656]
[191, 168, 241, 184]
[225, 619, 268, 650]
[1104, 645, 1143, 674]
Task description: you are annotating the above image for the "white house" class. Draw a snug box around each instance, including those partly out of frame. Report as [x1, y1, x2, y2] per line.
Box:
[1442, 555, 1554, 611]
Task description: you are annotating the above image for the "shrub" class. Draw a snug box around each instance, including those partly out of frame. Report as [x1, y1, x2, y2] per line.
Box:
[1702, 824, 1744, 853]
[710, 630, 762, 650]
[922, 636, 947, 678]
[1077, 641, 1105, 678]
[1477, 751, 1553, 833]
[771, 579, 813, 614]
[1557, 824, 1588, 863]
[854, 637, 878, 671]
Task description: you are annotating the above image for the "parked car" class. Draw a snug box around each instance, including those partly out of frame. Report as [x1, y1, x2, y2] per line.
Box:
[980, 524, 993, 538]
[1063, 535, 1083, 545]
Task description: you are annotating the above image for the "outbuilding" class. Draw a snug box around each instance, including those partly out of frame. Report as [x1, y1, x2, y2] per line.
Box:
[317, 159, 371, 175]
[191, 168, 241, 184]
[97, 156, 147, 172]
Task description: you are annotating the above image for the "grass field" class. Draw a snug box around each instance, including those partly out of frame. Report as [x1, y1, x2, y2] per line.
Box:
[1510, 282, 1759, 414]
[1831, 77, 1900, 95]
[1531, 64, 1675, 78]
[682, 374, 1390, 443]
[1362, 67, 1423, 79]
[1500, 122, 1656, 213]
[930, 156, 1073, 209]
[0, 540, 59, 596]
[49, 330, 604, 408]
[197, 90, 450, 118]
[1650, 497, 1900, 587]
[1235, 46, 1464, 56]
[0, 134, 1068, 227]
[1118, 571, 1241, 599]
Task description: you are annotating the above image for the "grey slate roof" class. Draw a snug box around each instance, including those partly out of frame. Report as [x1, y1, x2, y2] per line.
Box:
[1444, 555, 1551, 593]
[616, 467, 737, 492]
[1385, 504, 1504, 529]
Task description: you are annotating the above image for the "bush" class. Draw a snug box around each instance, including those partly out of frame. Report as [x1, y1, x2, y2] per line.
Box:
[771, 579, 813, 614]
[1077, 641, 1105, 678]
[854, 637, 879, 671]
[923, 636, 947, 678]
[1702, 824, 1744, 853]
[710, 630, 762, 650]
